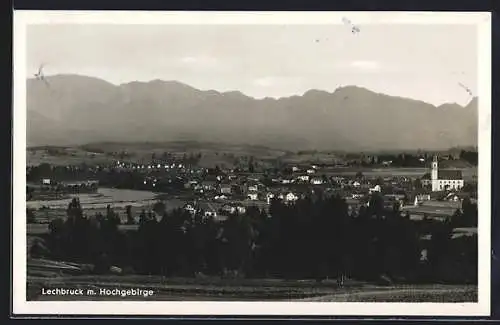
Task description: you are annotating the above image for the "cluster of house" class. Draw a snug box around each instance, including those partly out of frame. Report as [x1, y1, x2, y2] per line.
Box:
[171, 156, 474, 224]
[182, 201, 247, 222]
[114, 160, 187, 171]
[34, 178, 100, 193]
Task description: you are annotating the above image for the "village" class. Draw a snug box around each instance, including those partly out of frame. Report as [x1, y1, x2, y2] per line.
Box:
[26, 151, 478, 229]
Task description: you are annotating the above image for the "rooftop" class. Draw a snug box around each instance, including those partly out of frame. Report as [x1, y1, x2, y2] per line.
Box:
[438, 170, 463, 180]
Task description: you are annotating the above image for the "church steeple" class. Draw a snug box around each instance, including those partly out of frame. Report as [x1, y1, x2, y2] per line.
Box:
[431, 155, 438, 181]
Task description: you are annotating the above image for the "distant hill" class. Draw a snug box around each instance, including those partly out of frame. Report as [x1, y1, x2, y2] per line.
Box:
[26, 74, 478, 151]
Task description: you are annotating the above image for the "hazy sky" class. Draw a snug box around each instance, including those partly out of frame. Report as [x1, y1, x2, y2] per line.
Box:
[26, 23, 477, 106]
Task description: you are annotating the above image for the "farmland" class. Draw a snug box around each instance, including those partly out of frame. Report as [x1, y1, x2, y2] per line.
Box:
[27, 187, 188, 231]
[320, 167, 477, 181]
[27, 188, 161, 210]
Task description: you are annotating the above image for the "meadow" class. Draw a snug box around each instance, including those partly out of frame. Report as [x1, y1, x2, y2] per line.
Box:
[27, 188, 188, 235]
[26, 267, 477, 302]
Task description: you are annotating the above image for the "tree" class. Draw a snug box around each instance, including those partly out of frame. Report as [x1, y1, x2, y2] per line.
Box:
[27, 208, 36, 224]
[413, 178, 422, 190]
[153, 201, 167, 216]
[126, 205, 135, 225]
[428, 221, 453, 280]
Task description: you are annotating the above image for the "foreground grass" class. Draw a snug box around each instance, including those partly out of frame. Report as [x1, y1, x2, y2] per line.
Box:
[27, 274, 477, 302]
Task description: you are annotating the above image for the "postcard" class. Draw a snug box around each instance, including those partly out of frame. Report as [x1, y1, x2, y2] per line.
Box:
[12, 10, 491, 316]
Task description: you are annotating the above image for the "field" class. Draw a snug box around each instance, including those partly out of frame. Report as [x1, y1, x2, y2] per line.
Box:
[27, 142, 478, 173]
[321, 167, 477, 181]
[27, 141, 289, 168]
[26, 266, 477, 302]
[27, 187, 187, 228]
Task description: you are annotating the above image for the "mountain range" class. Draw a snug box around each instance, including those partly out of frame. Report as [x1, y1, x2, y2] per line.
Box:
[26, 74, 478, 151]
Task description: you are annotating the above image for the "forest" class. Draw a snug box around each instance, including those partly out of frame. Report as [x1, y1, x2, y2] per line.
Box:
[31, 193, 478, 285]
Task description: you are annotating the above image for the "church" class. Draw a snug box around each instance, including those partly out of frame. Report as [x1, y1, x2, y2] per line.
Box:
[421, 156, 464, 192]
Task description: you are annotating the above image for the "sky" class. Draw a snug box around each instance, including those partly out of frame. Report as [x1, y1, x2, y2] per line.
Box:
[26, 23, 478, 106]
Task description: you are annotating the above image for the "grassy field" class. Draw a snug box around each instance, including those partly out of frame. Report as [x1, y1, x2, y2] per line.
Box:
[27, 141, 288, 168]
[27, 188, 161, 210]
[320, 167, 477, 181]
[26, 272, 477, 302]
[25, 258, 477, 303]
[27, 142, 476, 169]
[26, 187, 188, 229]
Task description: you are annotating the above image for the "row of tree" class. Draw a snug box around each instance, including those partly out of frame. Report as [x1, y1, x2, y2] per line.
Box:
[344, 150, 478, 167]
[38, 193, 478, 284]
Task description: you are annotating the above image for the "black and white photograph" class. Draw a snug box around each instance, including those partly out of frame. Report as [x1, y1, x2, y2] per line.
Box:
[12, 11, 491, 316]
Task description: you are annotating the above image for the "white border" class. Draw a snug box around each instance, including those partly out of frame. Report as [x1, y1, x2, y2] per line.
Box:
[13, 10, 492, 316]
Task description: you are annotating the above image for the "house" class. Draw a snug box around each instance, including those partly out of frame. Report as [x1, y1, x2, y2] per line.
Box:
[201, 180, 217, 191]
[414, 194, 431, 206]
[41, 178, 51, 185]
[427, 156, 464, 191]
[221, 204, 246, 215]
[205, 210, 217, 218]
[221, 204, 236, 214]
[235, 205, 246, 214]
[306, 169, 316, 175]
[292, 166, 300, 172]
[266, 192, 276, 204]
[421, 173, 432, 187]
[247, 184, 259, 192]
[199, 202, 218, 218]
[282, 178, 294, 184]
[297, 175, 310, 182]
[310, 177, 324, 185]
[285, 192, 299, 202]
[352, 193, 364, 199]
[214, 194, 229, 201]
[247, 191, 259, 200]
[445, 192, 461, 202]
[184, 203, 197, 214]
[219, 184, 232, 194]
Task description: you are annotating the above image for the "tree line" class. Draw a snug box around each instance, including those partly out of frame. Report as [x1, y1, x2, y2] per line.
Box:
[35, 194, 477, 284]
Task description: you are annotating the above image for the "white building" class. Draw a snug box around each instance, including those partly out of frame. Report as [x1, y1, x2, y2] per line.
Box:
[414, 194, 431, 206]
[184, 203, 197, 215]
[297, 175, 310, 182]
[247, 192, 259, 200]
[310, 177, 324, 185]
[429, 156, 464, 192]
[285, 192, 299, 202]
[247, 184, 258, 192]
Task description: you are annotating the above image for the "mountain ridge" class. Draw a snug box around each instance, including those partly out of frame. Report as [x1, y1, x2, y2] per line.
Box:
[26, 74, 478, 151]
[30, 74, 475, 106]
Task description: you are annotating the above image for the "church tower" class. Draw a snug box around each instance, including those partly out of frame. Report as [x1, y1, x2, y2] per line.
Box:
[431, 155, 438, 180]
[431, 155, 439, 191]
